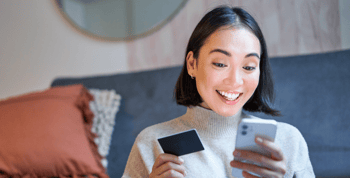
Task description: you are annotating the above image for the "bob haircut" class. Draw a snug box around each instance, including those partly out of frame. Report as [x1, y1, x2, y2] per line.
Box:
[174, 5, 280, 116]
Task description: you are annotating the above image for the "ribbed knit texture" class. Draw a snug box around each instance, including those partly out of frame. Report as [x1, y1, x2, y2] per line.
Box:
[122, 106, 315, 178]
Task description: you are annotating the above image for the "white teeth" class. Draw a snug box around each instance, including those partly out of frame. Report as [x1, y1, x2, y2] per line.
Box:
[218, 91, 240, 101]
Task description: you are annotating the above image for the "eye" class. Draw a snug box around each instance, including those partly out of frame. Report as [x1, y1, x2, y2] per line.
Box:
[243, 66, 256, 71]
[213, 63, 226, 67]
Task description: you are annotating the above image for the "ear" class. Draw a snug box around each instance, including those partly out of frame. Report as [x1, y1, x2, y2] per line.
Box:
[186, 51, 197, 78]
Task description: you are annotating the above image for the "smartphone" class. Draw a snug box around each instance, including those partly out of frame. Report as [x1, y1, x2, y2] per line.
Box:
[232, 118, 277, 177]
[235, 118, 277, 157]
[158, 129, 205, 156]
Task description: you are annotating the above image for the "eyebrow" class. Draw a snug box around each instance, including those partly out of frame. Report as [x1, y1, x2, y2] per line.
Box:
[245, 53, 260, 60]
[209, 48, 260, 60]
[209, 49, 231, 57]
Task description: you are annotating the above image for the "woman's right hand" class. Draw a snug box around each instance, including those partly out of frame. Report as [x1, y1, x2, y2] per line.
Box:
[149, 153, 187, 178]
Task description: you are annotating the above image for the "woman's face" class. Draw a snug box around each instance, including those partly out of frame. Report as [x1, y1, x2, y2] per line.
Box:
[187, 27, 261, 117]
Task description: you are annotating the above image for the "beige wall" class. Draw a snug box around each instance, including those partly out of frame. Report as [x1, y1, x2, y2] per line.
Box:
[127, 0, 346, 71]
[340, 0, 350, 49]
[0, 1, 129, 100]
[0, 0, 349, 100]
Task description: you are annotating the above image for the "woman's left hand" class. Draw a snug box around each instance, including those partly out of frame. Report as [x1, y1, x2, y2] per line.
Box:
[230, 137, 287, 178]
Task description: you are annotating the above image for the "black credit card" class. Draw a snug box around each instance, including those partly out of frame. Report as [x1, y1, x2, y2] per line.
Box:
[157, 129, 205, 156]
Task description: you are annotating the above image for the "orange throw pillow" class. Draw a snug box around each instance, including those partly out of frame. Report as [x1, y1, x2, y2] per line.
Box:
[0, 84, 108, 177]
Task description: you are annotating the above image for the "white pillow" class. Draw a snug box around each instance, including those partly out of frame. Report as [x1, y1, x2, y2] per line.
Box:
[88, 89, 121, 168]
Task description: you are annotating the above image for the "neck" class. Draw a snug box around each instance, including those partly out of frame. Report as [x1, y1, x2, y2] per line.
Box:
[180, 106, 244, 138]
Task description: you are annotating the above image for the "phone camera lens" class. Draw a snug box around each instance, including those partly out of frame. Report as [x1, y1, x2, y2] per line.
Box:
[242, 125, 248, 129]
[242, 131, 247, 135]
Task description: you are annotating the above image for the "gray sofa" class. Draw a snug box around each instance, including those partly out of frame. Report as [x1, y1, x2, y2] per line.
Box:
[51, 49, 350, 178]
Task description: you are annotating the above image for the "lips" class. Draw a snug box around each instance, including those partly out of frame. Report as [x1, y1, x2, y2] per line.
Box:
[216, 90, 242, 101]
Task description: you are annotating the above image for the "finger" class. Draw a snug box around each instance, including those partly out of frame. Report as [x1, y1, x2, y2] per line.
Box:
[233, 149, 286, 174]
[230, 160, 281, 178]
[242, 170, 260, 178]
[233, 149, 273, 169]
[152, 154, 184, 170]
[161, 169, 185, 178]
[156, 162, 186, 177]
[255, 136, 284, 160]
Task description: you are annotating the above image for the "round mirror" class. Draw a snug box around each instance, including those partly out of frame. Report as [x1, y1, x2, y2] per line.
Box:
[55, 0, 188, 41]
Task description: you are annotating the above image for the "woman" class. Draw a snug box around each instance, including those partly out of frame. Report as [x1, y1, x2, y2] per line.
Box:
[123, 6, 314, 178]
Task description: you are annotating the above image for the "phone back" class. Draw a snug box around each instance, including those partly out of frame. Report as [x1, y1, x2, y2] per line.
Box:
[235, 118, 277, 157]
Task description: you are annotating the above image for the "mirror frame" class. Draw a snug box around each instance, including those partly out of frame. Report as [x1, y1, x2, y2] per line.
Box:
[53, 0, 188, 41]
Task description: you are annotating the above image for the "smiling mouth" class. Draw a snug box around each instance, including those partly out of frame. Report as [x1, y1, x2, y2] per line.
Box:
[216, 90, 242, 101]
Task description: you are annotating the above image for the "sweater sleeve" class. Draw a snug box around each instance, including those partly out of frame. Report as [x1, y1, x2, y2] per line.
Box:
[283, 123, 315, 178]
[122, 128, 161, 178]
[276, 122, 315, 178]
[122, 140, 150, 178]
[293, 131, 315, 178]
[294, 167, 315, 178]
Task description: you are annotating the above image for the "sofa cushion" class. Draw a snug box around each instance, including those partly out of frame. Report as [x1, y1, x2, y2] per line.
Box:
[0, 84, 108, 177]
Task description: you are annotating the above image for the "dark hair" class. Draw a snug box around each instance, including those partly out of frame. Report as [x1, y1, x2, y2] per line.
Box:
[174, 5, 280, 116]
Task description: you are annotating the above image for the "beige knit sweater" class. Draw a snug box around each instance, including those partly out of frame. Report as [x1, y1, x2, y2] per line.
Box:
[122, 106, 315, 178]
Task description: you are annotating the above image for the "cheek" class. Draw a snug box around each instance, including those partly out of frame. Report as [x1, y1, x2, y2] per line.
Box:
[197, 65, 216, 89]
[195, 67, 220, 101]
[245, 71, 260, 93]
[197, 73, 212, 96]
[250, 71, 260, 91]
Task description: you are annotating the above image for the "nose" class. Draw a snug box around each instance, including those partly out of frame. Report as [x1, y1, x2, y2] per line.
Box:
[223, 69, 243, 86]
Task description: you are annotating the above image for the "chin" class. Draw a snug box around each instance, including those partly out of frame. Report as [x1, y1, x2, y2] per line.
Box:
[213, 106, 241, 117]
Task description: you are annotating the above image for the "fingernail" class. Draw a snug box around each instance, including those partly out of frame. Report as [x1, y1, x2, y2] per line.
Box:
[179, 157, 184, 163]
[233, 151, 240, 157]
[184, 170, 187, 176]
[256, 137, 263, 143]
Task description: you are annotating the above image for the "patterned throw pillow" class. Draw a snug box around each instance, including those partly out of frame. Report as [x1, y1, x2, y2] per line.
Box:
[89, 89, 121, 168]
